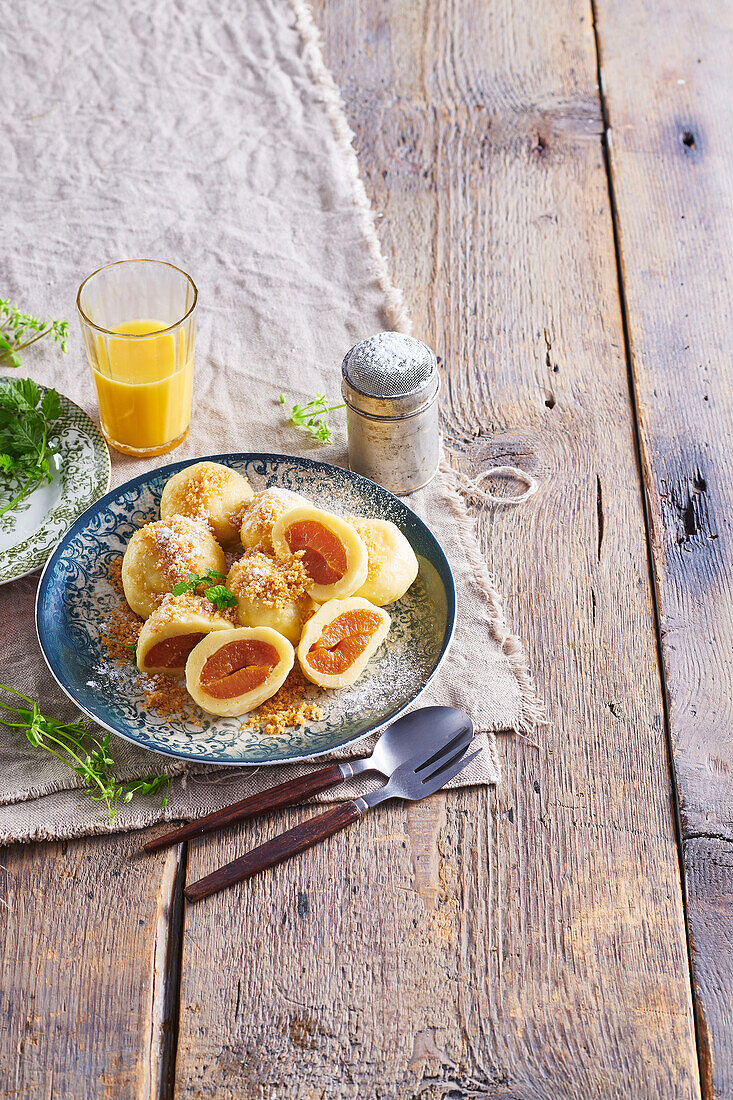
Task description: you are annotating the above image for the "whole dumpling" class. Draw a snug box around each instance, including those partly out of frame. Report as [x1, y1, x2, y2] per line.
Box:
[160, 461, 254, 547]
[239, 487, 307, 551]
[122, 513, 226, 618]
[346, 516, 419, 605]
[227, 550, 310, 645]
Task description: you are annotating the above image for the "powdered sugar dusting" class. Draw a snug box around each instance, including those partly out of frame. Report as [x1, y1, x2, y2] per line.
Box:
[47, 455, 449, 764]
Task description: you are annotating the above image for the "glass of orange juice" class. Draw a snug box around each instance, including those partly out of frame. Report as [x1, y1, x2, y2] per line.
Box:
[77, 259, 197, 457]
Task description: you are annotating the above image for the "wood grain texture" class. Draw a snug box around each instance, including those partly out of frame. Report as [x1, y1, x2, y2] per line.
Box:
[0, 833, 182, 1099]
[592, 1, 733, 1093]
[172, 1, 700, 1096]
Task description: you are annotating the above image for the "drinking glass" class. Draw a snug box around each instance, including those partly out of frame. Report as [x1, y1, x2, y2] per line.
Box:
[77, 259, 197, 457]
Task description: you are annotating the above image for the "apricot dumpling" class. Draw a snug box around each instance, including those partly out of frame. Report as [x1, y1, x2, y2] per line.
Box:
[297, 597, 390, 688]
[122, 514, 226, 619]
[239, 487, 307, 551]
[159, 461, 254, 547]
[346, 516, 419, 605]
[226, 550, 311, 645]
[136, 593, 232, 676]
[271, 504, 368, 602]
[185, 627, 294, 717]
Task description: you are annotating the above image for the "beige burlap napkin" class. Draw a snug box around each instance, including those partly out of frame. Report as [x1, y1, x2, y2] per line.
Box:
[0, 0, 541, 845]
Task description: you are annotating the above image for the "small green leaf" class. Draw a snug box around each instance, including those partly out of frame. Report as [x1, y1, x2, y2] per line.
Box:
[205, 585, 238, 610]
[173, 570, 233, 606]
[280, 392, 345, 444]
[40, 388, 61, 421]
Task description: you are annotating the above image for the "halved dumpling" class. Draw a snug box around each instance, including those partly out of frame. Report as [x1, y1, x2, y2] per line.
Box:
[185, 627, 294, 717]
[271, 505, 368, 602]
[347, 516, 419, 605]
[122, 514, 226, 619]
[298, 597, 391, 688]
[227, 551, 310, 645]
[239, 488, 307, 551]
[137, 593, 232, 676]
[160, 461, 254, 547]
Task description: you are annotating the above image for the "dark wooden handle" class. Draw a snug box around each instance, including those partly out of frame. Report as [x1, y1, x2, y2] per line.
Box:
[142, 764, 346, 853]
[184, 800, 362, 902]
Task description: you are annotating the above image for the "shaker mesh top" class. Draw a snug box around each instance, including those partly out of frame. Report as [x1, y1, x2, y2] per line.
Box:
[342, 332, 436, 399]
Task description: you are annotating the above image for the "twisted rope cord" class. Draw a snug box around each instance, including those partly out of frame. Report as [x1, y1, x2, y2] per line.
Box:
[440, 459, 538, 505]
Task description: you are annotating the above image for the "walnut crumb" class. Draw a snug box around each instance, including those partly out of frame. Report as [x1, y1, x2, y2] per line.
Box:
[101, 560, 143, 662]
[143, 674, 202, 725]
[244, 668, 323, 735]
[228, 548, 309, 609]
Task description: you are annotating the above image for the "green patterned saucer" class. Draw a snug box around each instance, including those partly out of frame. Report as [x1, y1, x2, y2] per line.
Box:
[0, 382, 111, 584]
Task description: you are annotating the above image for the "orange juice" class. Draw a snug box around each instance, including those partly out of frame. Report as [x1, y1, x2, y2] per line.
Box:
[92, 319, 193, 455]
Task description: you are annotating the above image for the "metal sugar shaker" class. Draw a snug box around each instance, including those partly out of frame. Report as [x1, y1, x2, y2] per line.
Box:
[341, 332, 441, 495]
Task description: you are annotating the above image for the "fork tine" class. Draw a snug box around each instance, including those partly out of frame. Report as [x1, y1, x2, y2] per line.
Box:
[414, 723, 473, 773]
[420, 747, 482, 793]
[420, 741, 475, 784]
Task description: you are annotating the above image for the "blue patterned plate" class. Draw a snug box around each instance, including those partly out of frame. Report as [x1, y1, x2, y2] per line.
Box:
[35, 453, 455, 766]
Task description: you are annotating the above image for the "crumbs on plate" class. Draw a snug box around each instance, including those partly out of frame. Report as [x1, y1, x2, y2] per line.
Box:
[243, 667, 324, 736]
[100, 554, 321, 732]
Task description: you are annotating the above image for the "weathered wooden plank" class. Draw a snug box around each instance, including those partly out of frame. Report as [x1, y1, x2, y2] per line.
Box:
[0, 834, 182, 1099]
[592, 1, 733, 1093]
[173, 1, 700, 1096]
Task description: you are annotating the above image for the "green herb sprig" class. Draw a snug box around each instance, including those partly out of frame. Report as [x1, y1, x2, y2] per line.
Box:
[279, 393, 345, 444]
[0, 685, 169, 821]
[0, 377, 62, 518]
[0, 299, 69, 369]
[172, 569, 238, 610]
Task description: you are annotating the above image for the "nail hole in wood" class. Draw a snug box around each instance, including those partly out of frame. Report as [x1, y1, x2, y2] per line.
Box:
[545, 394, 556, 409]
[682, 499, 698, 539]
[681, 130, 696, 149]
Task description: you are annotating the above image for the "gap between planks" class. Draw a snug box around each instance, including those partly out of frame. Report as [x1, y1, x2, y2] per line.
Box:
[588, 0, 707, 1094]
[147, 840, 188, 1100]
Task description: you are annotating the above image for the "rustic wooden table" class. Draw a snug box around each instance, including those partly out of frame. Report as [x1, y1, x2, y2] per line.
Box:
[2, 1, 731, 1096]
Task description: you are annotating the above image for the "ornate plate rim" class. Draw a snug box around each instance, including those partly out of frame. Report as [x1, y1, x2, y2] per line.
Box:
[0, 384, 111, 585]
[35, 452, 456, 766]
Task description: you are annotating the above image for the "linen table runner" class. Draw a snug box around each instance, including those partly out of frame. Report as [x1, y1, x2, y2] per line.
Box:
[0, 0, 541, 844]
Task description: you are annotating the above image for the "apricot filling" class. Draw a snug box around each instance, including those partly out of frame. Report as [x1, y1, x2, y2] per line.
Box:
[284, 520, 347, 585]
[144, 632, 207, 669]
[307, 609, 384, 675]
[199, 640, 279, 699]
